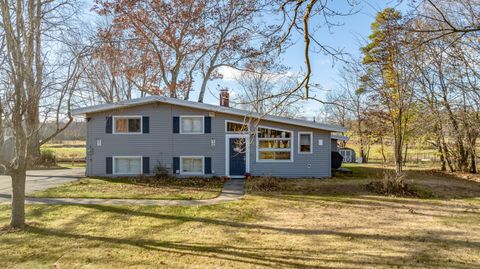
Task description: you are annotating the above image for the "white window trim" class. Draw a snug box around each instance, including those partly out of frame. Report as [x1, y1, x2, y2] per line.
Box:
[112, 115, 143, 134]
[180, 156, 205, 175]
[225, 120, 250, 133]
[256, 125, 294, 163]
[225, 134, 250, 178]
[113, 156, 143, 175]
[298, 131, 313, 154]
[179, 115, 205, 134]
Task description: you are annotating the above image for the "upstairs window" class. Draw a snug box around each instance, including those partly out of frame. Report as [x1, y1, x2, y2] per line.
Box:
[226, 120, 249, 133]
[298, 132, 313, 154]
[114, 116, 142, 134]
[181, 116, 204, 134]
[257, 127, 293, 162]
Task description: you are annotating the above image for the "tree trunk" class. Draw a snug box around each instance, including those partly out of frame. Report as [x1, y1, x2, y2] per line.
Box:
[10, 169, 26, 228]
[442, 138, 454, 172]
[197, 73, 210, 103]
[27, 136, 41, 164]
[25, 80, 41, 164]
[380, 137, 386, 163]
[403, 142, 409, 165]
[470, 151, 477, 174]
[438, 144, 446, 171]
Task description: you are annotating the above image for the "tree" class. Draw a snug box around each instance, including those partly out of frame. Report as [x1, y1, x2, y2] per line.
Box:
[335, 59, 369, 162]
[362, 8, 417, 174]
[0, 0, 86, 228]
[234, 70, 303, 118]
[94, 0, 272, 101]
[408, 0, 480, 43]
[276, 0, 357, 99]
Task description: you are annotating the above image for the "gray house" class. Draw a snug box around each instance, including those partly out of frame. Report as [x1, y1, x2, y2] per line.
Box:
[72, 92, 346, 178]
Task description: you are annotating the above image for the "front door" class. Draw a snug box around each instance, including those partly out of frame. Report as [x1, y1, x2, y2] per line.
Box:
[229, 137, 246, 176]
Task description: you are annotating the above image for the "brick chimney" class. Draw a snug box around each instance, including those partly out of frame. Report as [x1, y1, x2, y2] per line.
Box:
[220, 89, 230, 107]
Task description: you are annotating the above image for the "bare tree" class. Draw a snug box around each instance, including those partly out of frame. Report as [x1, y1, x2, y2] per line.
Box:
[0, 0, 86, 228]
[408, 0, 480, 44]
[233, 69, 304, 118]
[335, 59, 369, 161]
[276, 0, 357, 99]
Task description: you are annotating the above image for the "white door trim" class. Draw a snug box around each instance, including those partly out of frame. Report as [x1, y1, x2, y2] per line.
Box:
[225, 134, 250, 178]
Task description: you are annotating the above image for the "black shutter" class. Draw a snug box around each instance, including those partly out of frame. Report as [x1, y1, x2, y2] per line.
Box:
[204, 116, 211, 133]
[106, 117, 112, 134]
[106, 157, 112, 174]
[173, 157, 180, 173]
[142, 116, 150, 133]
[142, 157, 150, 174]
[173, 117, 180, 133]
[204, 157, 212, 174]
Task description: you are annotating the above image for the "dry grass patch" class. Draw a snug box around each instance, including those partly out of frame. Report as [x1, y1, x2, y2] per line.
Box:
[1, 164, 479, 268]
[0, 194, 479, 268]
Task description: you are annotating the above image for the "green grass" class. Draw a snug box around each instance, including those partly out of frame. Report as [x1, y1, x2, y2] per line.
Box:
[1, 164, 479, 268]
[28, 177, 225, 200]
[41, 147, 86, 160]
[57, 162, 86, 169]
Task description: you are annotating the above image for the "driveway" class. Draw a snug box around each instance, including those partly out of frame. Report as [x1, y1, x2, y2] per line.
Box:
[0, 168, 84, 203]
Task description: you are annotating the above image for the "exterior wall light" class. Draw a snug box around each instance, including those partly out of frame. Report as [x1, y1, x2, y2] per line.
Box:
[211, 138, 216, 148]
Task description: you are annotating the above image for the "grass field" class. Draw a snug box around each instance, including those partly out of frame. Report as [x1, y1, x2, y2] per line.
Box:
[1, 164, 479, 268]
[29, 177, 225, 200]
[41, 140, 86, 162]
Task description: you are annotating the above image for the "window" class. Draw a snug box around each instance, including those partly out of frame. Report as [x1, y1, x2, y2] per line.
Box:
[226, 120, 249, 133]
[256, 126, 293, 162]
[181, 116, 204, 134]
[114, 116, 141, 134]
[298, 132, 313, 154]
[180, 156, 204, 175]
[114, 156, 142, 175]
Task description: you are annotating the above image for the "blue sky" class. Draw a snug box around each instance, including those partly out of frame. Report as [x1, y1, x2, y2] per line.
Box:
[83, 0, 405, 118]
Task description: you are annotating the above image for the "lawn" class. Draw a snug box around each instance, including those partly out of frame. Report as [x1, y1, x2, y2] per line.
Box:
[28, 177, 225, 200]
[41, 140, 87, 162]
[1, 164, 479, 268]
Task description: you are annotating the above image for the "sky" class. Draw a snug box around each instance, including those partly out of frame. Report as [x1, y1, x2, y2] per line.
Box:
[83, 0, 406, 119]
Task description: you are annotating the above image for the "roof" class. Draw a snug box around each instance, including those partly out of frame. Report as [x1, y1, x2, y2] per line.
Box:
[331, 134, 349, 141]
[72, 96, 347, 133]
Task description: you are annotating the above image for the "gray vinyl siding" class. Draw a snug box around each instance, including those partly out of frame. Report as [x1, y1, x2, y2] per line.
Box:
[86, 102, 333, 178]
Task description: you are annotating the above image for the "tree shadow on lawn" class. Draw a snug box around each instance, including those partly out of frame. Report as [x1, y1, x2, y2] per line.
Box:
[260, 193, 480, 220]
[19, 203, 480, 269]
[67, 204, 480, 249]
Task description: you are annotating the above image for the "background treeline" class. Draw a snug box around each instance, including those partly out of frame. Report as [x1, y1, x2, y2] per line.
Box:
[322, 2, 480, 174]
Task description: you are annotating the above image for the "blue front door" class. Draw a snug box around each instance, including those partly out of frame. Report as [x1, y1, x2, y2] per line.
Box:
[229, 137, 246, 176]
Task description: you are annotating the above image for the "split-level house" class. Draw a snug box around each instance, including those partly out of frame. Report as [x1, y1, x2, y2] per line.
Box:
[72, 90, 346, 178]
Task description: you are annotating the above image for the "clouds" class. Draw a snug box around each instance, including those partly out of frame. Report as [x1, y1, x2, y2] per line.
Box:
[218, 66, 243, 81]
[218, 66, 301, 83]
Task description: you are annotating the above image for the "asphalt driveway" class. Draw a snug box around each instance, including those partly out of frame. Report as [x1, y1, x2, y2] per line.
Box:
[0, 168, 84, 203]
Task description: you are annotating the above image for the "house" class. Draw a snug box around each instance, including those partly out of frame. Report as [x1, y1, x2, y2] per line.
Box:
[339, 148, 356, 163]
[72, 91, 347, 178]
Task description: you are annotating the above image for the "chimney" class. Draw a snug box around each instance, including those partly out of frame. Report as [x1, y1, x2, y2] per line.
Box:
[220, 89, 230, 107]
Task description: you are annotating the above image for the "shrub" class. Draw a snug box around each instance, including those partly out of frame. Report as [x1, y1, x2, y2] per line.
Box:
[247, 176, 283, 192]
[39, 149, 56, 166]
[121, 173, 227, 188]
[366, 172, 419, 197]
[153, 162, 169, 178]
